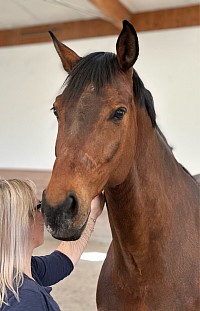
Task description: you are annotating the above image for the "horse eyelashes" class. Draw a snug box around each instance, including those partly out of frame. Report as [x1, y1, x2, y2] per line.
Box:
[109, 107, 127, 121]
[50, 106, 58, 118]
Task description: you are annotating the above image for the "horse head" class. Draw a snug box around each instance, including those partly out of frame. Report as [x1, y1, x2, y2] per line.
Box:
[42, 21, 139, 240]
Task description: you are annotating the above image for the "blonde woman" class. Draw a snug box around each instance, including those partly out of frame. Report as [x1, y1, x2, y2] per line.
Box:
[0, 179, 104, 310]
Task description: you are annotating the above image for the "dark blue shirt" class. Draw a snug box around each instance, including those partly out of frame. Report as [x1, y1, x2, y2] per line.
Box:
[1, 251, 74, 310]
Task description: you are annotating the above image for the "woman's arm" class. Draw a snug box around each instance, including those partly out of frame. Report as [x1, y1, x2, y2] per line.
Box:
[56, 193, 105, 266]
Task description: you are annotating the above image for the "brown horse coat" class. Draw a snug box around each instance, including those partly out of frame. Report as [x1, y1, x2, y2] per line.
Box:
[42, 21, 200, 310]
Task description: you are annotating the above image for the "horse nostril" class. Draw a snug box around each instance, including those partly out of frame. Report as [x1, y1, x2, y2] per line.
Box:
[42, 191, 79, 220]
[66, 193, 78, 217]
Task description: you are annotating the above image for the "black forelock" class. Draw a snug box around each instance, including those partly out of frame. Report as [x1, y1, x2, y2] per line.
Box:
[63, 52, 119, 102]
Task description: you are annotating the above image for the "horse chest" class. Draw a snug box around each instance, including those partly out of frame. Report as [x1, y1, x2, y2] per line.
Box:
[97, 246, 148, 310]
[97, 245, 199, 311]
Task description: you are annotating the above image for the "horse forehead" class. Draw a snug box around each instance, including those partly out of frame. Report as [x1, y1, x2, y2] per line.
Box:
[58, 93, 100, 135]
[60, 79, 132, 132]
[63, 84, 121, 114]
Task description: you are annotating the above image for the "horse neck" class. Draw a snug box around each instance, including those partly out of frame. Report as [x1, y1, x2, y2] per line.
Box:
[105, 107, 197, 276]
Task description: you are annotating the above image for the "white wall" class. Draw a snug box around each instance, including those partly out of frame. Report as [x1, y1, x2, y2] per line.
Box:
[0, 26, 199, 174]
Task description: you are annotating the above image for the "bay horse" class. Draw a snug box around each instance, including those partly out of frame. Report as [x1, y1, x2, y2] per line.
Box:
[42, 21, 200, 310]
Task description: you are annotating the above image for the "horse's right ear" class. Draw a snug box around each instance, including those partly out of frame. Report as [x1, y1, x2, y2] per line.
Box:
[116, 20, 139, 71]
[49, 31, 81, 73]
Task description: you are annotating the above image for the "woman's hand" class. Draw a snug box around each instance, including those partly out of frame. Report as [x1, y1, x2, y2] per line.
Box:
[56, 192, 106, 266]
[90, 192, 105, 220]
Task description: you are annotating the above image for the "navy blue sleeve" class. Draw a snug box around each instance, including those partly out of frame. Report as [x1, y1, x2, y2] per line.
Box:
[31, 250, 74, 286]
[8, 290, 47, 311]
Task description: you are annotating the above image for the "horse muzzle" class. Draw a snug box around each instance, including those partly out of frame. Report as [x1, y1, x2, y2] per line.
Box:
[41, 190, 87, 241]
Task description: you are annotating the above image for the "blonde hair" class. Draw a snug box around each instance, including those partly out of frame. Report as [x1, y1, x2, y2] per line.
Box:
[0, 179, 37, 307]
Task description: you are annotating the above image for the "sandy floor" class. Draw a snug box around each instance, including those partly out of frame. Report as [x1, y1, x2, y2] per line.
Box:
[0, 169, 112, 311]
[1, 170, 199, 310]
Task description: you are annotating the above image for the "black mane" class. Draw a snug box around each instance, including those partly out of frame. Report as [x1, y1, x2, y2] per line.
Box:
[63, 52, 119, 101]
[132, 70, 157, 127]
[63, 51, 156, 126]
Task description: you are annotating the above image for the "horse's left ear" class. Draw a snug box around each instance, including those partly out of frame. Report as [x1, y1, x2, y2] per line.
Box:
[116, 20, 139, 71]
[49, 31, 81, 73]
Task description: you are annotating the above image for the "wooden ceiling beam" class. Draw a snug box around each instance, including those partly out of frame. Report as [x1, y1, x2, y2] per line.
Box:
[89, 0, 131, 29]
[131, 4, 200, 32]
[0, 19, 118, 47]
[0, 5, 199, 47]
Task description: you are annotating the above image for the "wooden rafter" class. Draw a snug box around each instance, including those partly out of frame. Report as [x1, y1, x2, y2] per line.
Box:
[89, 0, 131, 29]
[131, 4, 200, 32]
[0, 5, 199, 47]
[0, 19, 118, 47]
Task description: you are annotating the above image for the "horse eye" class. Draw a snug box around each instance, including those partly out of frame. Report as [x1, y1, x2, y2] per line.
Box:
[109, 107, 127, 121]
[50, 106, 58, 118]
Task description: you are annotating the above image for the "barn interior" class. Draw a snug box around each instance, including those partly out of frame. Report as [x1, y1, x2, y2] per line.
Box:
[0, 1, 199, 310]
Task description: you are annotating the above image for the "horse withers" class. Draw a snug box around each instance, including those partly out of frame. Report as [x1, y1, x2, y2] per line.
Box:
[42, 21, 200, 310]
